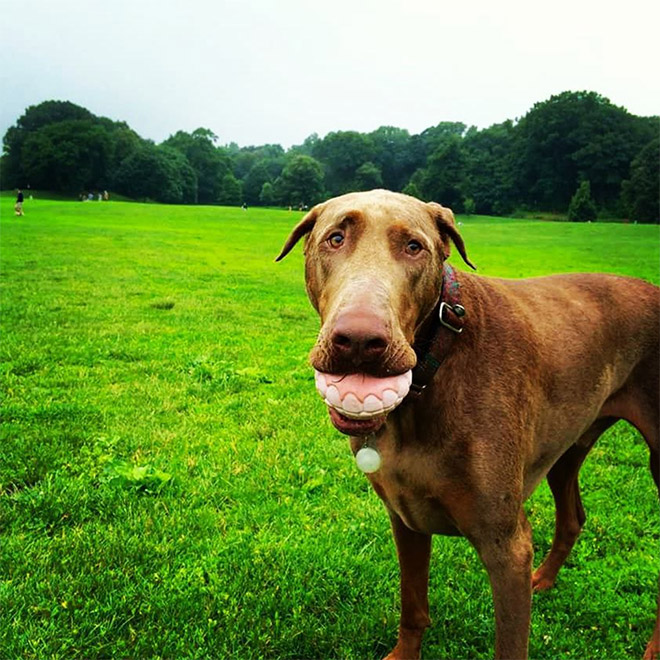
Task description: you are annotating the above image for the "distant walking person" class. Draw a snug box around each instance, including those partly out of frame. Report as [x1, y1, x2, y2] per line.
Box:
[15, 189, 24, 216]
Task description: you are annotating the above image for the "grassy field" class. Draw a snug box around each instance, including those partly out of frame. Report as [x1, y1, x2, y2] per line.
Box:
[1, 196, 658, 659]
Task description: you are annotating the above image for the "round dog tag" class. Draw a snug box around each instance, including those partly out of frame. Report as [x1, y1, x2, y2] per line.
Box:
[355, 446, 382, 473]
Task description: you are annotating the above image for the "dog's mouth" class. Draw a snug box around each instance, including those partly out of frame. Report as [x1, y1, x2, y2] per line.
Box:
[314, 370, 413, 436]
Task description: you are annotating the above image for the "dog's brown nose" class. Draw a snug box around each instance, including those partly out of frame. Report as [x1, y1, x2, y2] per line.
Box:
[330, 308, 390, 364]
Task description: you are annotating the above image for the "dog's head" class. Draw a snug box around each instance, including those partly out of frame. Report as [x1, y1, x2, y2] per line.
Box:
[277, 189, 474, 435]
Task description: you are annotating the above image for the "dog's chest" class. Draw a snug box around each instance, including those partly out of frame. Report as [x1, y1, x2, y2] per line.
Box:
[350, 434, 466, 536]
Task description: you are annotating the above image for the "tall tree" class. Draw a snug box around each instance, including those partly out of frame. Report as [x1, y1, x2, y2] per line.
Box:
[20, 119, 114, 192]
[567, 180, 597, 222]
[410, 122, 466, 163]
[112, 144, 197, 203]
[259, 181, 276, 206]
[3, 101, 106, 189]
[369, 126, 416, 191]
[515, 91, 655, 211]
[274, 155, 325, 206]
[354, 161, 383, 191]
[416, 136, 466, 210]
[162, 129, 231, 204]
[463, 121, 517, 215]
[312, 131, 375, 196]
[242, 160, 273, 205]
[621, 138, 660, 223]
[217, 173, 242, 206]
[231, 144, 285, 180]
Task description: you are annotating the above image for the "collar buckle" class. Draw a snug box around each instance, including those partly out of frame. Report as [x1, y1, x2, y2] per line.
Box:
[438, 301, 465, 334]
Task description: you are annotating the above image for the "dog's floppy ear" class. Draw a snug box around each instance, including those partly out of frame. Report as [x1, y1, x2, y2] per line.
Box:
[427, 202, 477, 270]
[275, 205, 322, 262]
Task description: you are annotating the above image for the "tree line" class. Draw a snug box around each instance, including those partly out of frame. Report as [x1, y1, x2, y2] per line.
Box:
[2, 92, 658, 221]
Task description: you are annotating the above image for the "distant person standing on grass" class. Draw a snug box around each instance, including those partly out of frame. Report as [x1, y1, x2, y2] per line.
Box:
[14, 189, 24, 216]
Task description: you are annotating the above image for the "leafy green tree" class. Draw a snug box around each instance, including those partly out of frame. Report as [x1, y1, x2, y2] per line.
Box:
[401, 180, 422, 200]
[462, 121, 517, 215]
[232, 144, 285, 206]
[232, 144, 285, 181]
[259, 181, 276, 206]
[162, 129, 231, 204]
[354, 161, 383, 191]
[1, 100, 138, 191]
[515, 91, 656, 211]
[243, 160, 272, 205]
[417, 136, 466, 210]
[408, 122, 467, 168]
[369, 126, 417, 191]
[112, 144, 197, 203]
[105, 123, 143, 176]
[567, 180, 597, 222]
[14, 100, 93, 132]
[275, 155, 325, 206]
[217, 173, 242, 206]
[621, 138, 659, 223]
[312, 131, 375, 196]
[20, 119, 114, 191]
[231, 149, 258, 181]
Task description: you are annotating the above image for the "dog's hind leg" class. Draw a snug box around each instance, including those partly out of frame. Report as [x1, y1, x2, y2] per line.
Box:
[532, 417, 617, 592]
[635, 400, 660, 660]
[613, 358, 660, 659]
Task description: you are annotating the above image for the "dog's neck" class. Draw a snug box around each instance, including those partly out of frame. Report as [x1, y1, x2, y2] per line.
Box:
[409, 263, 466, 397]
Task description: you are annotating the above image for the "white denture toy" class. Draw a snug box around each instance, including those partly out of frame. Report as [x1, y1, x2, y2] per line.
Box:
[314, 370, 413, 419]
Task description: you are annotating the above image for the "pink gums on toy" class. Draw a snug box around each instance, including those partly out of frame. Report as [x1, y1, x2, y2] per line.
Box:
[314, 370, 413, 420]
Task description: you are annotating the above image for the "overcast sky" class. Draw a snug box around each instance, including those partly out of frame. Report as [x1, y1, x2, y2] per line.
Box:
[2, 0, 658, 148]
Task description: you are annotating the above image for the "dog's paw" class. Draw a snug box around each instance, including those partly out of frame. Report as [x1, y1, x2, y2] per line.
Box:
[531, 570, 556, 592]
[383, 638, 422, 660]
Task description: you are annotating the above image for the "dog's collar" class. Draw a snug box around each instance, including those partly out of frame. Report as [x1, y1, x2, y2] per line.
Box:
[408, 263, 466, 397]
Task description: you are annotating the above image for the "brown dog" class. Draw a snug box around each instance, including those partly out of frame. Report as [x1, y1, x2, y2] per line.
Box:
[277, 189, 660, 659]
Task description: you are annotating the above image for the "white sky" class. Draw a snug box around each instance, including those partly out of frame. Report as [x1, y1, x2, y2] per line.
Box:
[2, 0, 659, 148]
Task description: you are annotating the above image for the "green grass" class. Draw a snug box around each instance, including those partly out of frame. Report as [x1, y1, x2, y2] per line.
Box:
[1, 196, 658, 659]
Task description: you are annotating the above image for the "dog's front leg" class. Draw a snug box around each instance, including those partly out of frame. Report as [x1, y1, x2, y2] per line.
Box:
[385, 513, 432, 660]
[472, 511, 534, 660]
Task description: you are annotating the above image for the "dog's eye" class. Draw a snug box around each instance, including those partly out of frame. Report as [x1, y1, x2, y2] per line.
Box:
[328, 232, 345, 248]
[405, 240, 423, 256]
